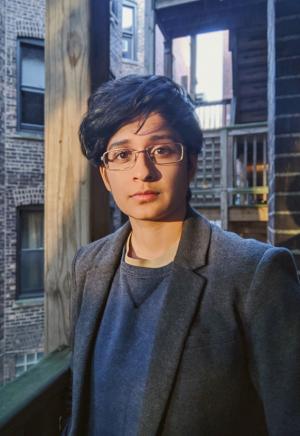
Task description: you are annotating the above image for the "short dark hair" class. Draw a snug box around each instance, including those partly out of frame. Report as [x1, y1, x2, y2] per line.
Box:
[79, 74, 203, 167]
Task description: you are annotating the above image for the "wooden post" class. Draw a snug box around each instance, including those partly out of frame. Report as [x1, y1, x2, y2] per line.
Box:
[45, 0, 110, 353]
[220, 129, 228, 230]
[190, 35, 197, 100]
[144, 0, 155, 74]
[227, 132, 233, 207]
[164, 38, 173, 78]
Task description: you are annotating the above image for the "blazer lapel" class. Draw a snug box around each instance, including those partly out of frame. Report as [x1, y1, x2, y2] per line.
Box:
[137, 209, 212, 435]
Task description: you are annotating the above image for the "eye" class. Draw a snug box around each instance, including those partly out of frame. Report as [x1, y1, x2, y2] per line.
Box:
[109, 149, 132, 161]
[152, 144, 175, 156]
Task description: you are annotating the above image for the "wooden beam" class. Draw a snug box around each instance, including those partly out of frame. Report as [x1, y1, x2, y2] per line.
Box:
[155, 1, 267, 39]
[195, 206, 268, 222]
[220, 129, 228, 230]
[190, 35, 197, 99]
[144, 0, 155, 74]
[229, 206, 268, 222]
[164, 38, 173, 78]
[45, 0, 110, 353]
[155, 0, 200, 9]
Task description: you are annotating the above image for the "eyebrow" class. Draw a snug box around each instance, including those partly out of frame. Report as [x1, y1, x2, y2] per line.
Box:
[108, 134, 178, 149]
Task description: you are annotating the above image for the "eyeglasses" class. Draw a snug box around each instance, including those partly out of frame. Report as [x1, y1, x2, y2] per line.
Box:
[101, 143, 184, 171]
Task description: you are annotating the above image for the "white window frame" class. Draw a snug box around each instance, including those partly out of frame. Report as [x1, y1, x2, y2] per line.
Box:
[15, 351, 44, 377]
[122, 0, 137, 61]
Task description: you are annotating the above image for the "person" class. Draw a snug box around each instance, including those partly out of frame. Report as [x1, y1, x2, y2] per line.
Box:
[62, 75, 300, 436]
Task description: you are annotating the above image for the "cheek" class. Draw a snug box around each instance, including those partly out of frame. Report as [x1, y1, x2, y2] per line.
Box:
[107, 176, 128, 202]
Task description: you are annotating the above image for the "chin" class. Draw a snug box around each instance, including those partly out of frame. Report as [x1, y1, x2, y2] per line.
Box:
[125, 203, 186, 222]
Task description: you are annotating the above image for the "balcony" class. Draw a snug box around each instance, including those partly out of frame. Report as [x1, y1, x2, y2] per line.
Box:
[0, 348, 70, 436]
[190, 120, 268, 239]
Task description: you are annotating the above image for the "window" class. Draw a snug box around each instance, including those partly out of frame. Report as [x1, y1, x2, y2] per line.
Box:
[122, 2, 136, 60]
[15, 352, 44, 377]
[17, 206, 44, 298]
[18, 38, 45, 131]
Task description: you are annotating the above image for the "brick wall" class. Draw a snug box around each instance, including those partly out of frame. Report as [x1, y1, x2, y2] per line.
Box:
[0, 0, 45, 385]
[0, 0, 5, 384]
[268, 0, 300, 271]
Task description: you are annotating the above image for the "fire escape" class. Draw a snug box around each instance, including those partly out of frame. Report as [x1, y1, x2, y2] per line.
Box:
[155, 0, 269, 240]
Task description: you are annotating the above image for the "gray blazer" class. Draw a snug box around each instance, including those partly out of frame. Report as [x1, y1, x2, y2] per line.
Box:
[65, 208, 300, 436]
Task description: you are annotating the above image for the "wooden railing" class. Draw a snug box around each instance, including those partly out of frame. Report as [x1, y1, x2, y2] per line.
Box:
[0, 347, 70, 436]
[190, 122, 268, 229]
[195, 98, 232, 130]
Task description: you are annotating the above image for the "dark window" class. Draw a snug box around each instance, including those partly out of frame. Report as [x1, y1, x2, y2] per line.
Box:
[122, 2, 136, 60]
[17, 206, 44, 298]
[18, 39, 45, 131]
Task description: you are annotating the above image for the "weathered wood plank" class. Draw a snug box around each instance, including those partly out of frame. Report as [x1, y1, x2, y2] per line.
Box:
[45, 0, 110, 352]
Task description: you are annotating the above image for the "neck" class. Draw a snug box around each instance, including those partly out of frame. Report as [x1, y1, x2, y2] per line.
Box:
[129, 213, 186, 260]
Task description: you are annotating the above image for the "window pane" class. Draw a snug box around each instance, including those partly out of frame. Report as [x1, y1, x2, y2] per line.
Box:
[122, 6, 133, 33]
[16, 366, 25, 377]
[20, 249, 44, 293]
[27, 353, 36, 363]
[21, 210, 44, 249]
[122, 35, 133, 59]
[16, 354, 25, 365]
[21, 90, 44, 126]
[21, 44, 45, 89]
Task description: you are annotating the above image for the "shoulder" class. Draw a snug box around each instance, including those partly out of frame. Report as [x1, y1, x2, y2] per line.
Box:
[210, 222, 270, 264]
[207, 220, 298, 290]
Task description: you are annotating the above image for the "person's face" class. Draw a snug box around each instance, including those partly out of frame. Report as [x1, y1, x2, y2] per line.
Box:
[99, 113, 197, 222]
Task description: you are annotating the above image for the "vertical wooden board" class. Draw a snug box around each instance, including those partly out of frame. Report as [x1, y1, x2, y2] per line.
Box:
[45, 0, 91, 352]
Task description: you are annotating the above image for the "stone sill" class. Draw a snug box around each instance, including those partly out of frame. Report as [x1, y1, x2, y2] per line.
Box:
[9, 131, 44, 142]
[122, 59, 140, 66]
[14, 297, 44, 307]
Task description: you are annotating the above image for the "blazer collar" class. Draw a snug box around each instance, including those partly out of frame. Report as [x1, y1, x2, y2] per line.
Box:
[175, 206, 211, 270]
[90, 205, 212, 274]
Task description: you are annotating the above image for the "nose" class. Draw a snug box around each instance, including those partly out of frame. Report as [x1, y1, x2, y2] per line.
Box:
[132, 150, 159, 181]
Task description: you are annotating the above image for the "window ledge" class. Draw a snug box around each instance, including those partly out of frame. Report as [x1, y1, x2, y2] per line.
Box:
[14, 297, 44, 307]
[9, 131, 44, 141]
[122, 58, 140, 65]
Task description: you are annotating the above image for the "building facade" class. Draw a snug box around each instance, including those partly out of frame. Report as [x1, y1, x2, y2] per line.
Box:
[0, 0, 46, 385]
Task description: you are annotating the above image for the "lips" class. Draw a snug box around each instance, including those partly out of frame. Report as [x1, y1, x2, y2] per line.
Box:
[130, 190, 159, 201]
[131, 190, 159, 196]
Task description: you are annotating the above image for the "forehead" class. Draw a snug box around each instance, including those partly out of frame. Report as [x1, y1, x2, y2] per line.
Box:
[107, 113, 178, 149]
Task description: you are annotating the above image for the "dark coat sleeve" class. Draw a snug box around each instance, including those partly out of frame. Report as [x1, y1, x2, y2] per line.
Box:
[243, 247, 300, 436]
[60, 247, 84, 435]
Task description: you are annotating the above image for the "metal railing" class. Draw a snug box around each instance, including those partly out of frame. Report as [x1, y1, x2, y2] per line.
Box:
[0, 347, 70, 436]
[190, 122, 268, 229]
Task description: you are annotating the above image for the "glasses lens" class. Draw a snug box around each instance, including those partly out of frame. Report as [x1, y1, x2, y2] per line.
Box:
[151, 143, 183, 164]
[105, 148, 134, 170]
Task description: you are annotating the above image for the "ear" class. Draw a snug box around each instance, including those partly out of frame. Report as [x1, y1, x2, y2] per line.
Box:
[187, 154, 198, 182]
[99, 165, 112, 192]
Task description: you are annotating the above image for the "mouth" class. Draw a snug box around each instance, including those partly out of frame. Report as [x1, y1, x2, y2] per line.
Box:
[130, 190, 160, 201]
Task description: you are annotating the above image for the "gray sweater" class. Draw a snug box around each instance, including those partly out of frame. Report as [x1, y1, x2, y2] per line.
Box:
[88, 256, 173, 436]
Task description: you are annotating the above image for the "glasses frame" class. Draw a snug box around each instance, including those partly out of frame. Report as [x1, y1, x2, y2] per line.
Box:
[100, 142, 184, 171]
